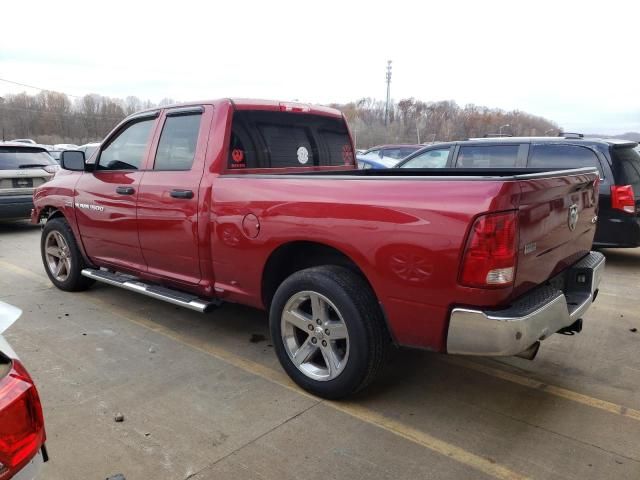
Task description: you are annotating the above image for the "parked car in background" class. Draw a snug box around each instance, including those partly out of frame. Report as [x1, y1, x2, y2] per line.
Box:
[396, 135, 640, 248]
[47, 151, 62, 163]
[77, 142, 100, 162]
[0, 143, 58, 221]
[9, 139, 37, 145]
[53, 144, 78, 150]
[32, 99, 603, 398]
[0, 301, 48, 479]
[356, 144, 422, 169]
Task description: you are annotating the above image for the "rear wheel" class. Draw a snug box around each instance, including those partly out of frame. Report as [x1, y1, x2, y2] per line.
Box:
[41, 217, 94, 291]
[270, 265, 390, 399]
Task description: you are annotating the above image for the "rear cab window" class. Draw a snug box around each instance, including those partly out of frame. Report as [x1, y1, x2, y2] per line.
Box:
[455, 145, 521, 168]
[610, 146, 640, 191]
[227, 110, 353, 171]
[528, 144, 603, 177]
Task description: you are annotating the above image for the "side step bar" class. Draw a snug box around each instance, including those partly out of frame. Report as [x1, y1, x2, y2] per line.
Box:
[81, 268, 221, 313]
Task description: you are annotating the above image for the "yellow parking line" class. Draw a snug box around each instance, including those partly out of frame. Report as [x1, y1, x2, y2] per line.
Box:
[0, 260, 52, 288]
[0, 260, 527, 479]
[87, 295, 527, 480]
[443, 356, 640, 422]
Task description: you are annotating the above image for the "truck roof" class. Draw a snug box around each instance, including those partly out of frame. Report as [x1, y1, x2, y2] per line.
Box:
[130, 98, 343, 120]
[464, 136, 637, 147]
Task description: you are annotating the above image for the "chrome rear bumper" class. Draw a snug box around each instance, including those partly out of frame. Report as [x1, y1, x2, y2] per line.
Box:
[447, 251, 605, 356]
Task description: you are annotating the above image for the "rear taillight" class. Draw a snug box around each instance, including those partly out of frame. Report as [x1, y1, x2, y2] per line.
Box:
[43, 165, 59, 175]
[0, 360, 45, 479]
[611, 185, 636, 214]
[460, 211, 518, 288]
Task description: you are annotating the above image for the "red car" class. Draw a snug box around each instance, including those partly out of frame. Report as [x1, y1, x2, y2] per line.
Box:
[32, 99, 603, 398]
[0, 302, 47, 479]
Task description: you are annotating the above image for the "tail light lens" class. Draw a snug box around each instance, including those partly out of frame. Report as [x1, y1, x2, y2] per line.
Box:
[0, 360, 45, 478]
[460, 211, 518, 288]
[43, 165, 60, 176]
[611, 185, 636, 214]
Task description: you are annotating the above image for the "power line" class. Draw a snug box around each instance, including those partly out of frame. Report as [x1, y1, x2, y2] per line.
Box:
[0, 104, 124, 120]
[0, 77, 82, 98]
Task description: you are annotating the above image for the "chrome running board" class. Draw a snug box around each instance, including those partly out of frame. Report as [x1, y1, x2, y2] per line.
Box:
[81, 268, 220, 313]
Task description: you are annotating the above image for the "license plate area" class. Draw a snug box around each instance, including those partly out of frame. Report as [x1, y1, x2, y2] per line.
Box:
[12, 178, 33, 188]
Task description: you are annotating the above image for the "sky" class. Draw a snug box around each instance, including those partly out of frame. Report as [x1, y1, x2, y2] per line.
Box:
[1, 0, 638, 134]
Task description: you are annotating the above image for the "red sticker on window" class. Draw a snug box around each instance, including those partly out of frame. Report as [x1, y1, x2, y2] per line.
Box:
[232, 149, 244, 163]
[342, 144, 354, 165]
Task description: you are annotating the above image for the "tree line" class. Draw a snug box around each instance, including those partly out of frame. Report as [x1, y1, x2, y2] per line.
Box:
[0, 91, 560, 147]
[331, 98, 560, 148]
[0, 91, 176, 145]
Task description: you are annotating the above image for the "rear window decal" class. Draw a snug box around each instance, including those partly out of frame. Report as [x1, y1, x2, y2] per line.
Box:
[297, 146, 309, 164]
[230, 148, 246, 168]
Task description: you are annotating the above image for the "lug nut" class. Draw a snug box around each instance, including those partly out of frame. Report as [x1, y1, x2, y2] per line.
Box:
[311, 337, 318, 344]
[307, 324, 314, 331]
[316, 319, 322, 325]
[322, 340, 327, 347]
[325, 329, 330, 335]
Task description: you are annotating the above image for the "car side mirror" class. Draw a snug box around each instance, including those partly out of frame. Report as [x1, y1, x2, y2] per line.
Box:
[60, 150, 86, 171]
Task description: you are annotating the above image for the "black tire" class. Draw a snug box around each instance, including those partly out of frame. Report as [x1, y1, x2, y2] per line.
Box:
[269, 265, 390, 399]
[41, 217, 95, 291]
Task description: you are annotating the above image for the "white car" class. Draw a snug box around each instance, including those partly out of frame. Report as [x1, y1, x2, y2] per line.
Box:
[0, 302, 47, 479]
[53, 143, 79, 150]
[77, 142, 101, 162]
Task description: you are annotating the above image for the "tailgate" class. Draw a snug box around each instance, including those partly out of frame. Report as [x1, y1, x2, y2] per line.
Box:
[514, 168, 599, 297]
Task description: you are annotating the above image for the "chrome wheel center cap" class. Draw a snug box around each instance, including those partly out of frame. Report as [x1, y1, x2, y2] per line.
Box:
[314, 326, 325, 339]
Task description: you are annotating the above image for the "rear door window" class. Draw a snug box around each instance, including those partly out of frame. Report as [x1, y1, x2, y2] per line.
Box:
[0, 147, 57, 169]
[154, 113, 202, 171]
[456, 145, 520, 167]
[228, 111, 353, 170]
[611, 146, 640, 191]
[400, 147, 451, 168]
[528, 144, 603, 176]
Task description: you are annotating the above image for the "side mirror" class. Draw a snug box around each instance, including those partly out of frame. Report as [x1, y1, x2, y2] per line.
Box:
[60, 150, 86, 171]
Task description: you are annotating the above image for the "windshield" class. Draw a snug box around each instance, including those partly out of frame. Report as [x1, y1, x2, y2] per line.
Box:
[0, 147, 57, 169]
[383, 147, 420, 159]
[611, 146, 640, 192]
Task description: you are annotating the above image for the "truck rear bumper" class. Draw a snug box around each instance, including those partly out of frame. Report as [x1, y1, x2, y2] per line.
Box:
[447, 251, 605, 356]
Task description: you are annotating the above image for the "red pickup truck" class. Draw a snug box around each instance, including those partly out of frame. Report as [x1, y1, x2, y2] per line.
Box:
[32, 99, 604, 398]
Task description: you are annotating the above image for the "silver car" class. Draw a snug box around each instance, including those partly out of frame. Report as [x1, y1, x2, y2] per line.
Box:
[0, 143, 58, 221]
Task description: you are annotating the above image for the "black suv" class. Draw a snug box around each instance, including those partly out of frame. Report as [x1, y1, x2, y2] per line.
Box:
[396, 136, 640, 248]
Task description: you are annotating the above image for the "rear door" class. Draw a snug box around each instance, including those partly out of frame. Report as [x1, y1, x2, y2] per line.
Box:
[136, 106, 210, 285]
[74, 112, 159, 271]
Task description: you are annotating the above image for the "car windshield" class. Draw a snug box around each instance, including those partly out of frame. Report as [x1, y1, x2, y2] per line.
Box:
[611, 146, 640, 192]
[0, 147, 57, 169]
[383, 147, 420, 159]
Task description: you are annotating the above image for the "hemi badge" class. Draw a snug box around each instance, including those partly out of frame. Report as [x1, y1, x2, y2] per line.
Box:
[524, 242, 537, 255]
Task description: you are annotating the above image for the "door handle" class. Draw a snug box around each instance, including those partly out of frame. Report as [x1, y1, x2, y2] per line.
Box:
[116, 186, 135, 195]
[170, 189, 194, 199]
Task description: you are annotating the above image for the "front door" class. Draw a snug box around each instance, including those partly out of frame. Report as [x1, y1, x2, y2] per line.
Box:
[74, 114, 159, 271]
[136, 107, 209, 285]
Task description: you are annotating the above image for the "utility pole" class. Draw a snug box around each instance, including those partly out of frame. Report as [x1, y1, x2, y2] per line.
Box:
[384, 60, 392, 126]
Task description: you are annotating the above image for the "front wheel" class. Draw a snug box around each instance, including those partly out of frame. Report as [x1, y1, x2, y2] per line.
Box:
[269, 266, 390, 399]
[41, 217, 94, 291]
